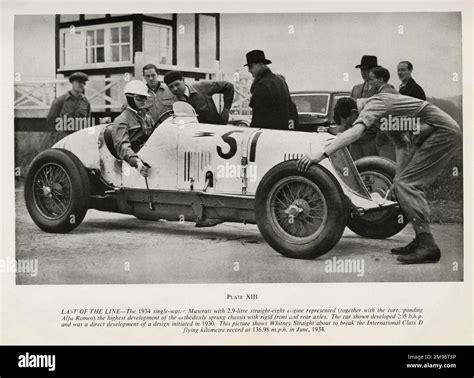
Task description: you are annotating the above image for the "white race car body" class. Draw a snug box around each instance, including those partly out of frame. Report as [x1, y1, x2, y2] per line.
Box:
[24, 102, 405, 259]
[54, 103, 391, 212]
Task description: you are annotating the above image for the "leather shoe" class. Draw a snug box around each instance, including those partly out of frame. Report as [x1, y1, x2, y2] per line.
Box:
[391, 238, 418, 255]
[397, 245, 441, 264]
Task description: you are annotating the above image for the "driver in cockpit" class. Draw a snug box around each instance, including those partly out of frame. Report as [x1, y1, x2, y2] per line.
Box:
[110, 80, 154, 177]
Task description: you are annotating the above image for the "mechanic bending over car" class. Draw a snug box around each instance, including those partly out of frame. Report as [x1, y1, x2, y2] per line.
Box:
[163, 70, 234, 125]
[297, 90, 462, 265]
[110, 80, 154, 177]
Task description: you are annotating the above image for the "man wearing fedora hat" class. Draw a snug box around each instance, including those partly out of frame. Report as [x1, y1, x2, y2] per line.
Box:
[245, 50, 296, 130]
[351, 55, 379, 99]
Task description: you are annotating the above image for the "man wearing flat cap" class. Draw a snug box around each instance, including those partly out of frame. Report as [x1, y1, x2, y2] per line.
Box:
[349, 55, 380, 160]
[163, 71, 234, 125]
[245, 50, 296, 130]
[46, 71, 91, 145]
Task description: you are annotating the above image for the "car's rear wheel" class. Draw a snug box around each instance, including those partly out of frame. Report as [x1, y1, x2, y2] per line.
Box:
[255, 161, 347, 259]
[347, 156, 408, 239]
[24, 148, 90, 233]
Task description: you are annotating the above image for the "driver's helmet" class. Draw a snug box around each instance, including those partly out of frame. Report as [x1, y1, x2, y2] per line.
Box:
[123, 80, 149, 97]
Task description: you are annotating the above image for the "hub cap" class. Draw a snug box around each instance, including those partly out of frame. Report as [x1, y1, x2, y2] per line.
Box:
[33, 163, 72, 219]
[268, 176, 328, 244]
[360, 170, 394, 221]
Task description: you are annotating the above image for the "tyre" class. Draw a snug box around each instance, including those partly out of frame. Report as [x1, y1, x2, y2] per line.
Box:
[255, 160, 347, 259]
[24, 148, 90, 233]
[347, 156, 408, 239]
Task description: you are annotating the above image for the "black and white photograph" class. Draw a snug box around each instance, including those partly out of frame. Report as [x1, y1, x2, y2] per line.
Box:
[13, 11, 464, 284]
[0, 1, 472, 373]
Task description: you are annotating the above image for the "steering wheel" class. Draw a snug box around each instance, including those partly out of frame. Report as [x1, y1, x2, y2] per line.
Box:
[154, 110, 174, 128]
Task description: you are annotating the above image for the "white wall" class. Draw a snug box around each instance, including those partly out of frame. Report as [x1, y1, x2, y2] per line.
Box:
[14, 15, 56, 81]
[176, 14, 196, 68]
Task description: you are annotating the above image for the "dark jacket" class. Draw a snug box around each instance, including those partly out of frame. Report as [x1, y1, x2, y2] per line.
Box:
[46, 90, 91, 130]
[111, 107, 154, 163]
[399, 77, 426, 100]
[249, 68, 292, 130]
[183, 81, 234, 124]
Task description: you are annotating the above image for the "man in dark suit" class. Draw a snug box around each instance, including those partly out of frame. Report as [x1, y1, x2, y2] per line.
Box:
[245, 50, 296, 130]
[398, 61, 426, 100]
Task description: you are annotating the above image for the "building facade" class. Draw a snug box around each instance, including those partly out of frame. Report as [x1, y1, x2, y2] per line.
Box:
[15, 13, 221, 128]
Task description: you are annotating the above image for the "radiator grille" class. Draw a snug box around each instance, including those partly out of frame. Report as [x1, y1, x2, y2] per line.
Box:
[184, 151, 211, 182]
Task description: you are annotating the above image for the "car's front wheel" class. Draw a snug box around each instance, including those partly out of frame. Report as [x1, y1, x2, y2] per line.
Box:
[347, 156, 408, 239]
[24, 148, 90, 233]
[255, 161, 347, 259]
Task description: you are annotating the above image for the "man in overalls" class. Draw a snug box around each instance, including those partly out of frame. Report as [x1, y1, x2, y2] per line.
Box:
[297, 94, 462, 264]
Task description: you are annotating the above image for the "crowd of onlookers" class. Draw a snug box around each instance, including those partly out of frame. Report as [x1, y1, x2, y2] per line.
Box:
[347, 55, 426, 161]
[45, 51, 427, 165]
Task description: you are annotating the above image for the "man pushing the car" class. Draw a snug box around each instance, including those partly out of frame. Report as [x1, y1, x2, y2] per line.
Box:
[111, 80, 153, 177]
[297, 89, 462, 264]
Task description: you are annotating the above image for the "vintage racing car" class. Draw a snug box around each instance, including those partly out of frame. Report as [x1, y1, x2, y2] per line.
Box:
[25, 102, 407, 260]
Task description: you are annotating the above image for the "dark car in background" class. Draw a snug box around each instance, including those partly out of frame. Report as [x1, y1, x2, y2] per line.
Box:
[228, 90, 351, 132]
[290, 91, 351, 132]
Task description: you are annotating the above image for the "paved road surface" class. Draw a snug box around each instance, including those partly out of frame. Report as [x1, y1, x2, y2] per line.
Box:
[15, 190, 463, 284]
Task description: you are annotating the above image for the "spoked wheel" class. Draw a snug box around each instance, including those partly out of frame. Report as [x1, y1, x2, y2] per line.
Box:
[268, 177, 328, 244]
[347, 156, 408, 239]
[256, 161, 347, 260]
[32, 163, 73, 220]
[25, 148, 90, 233]
[359, 169, 394, 222]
